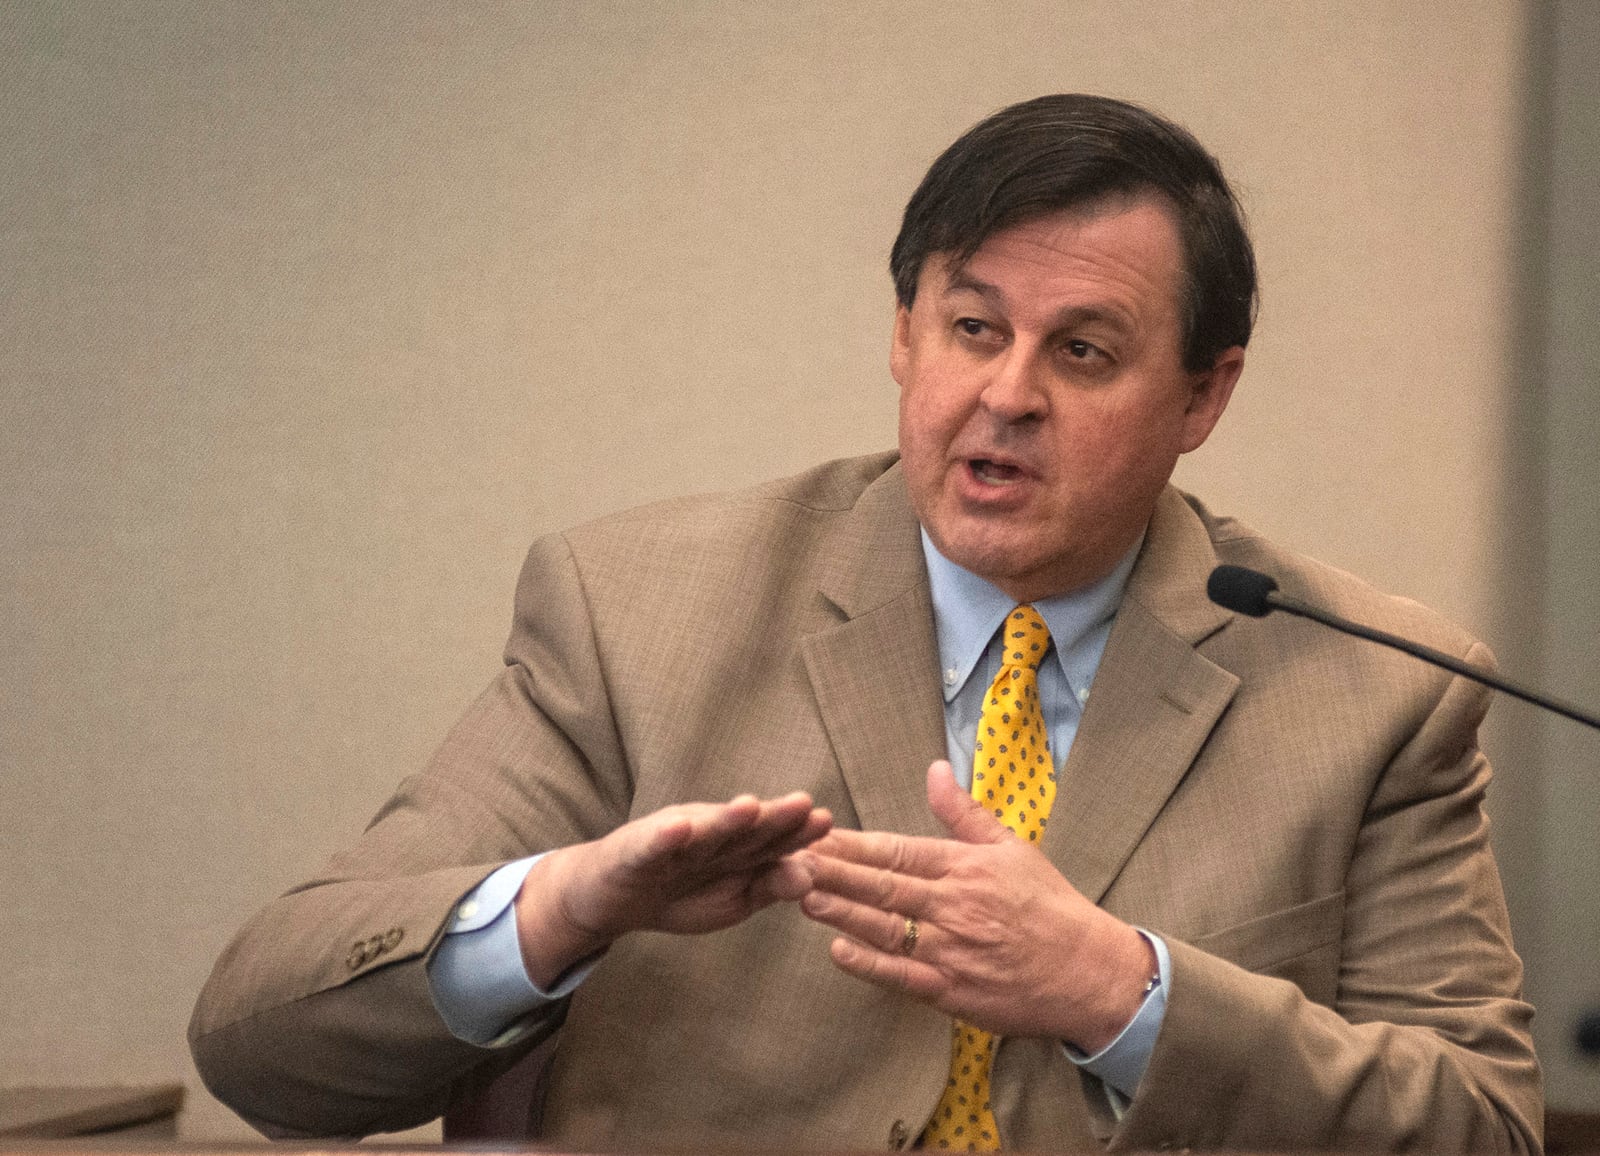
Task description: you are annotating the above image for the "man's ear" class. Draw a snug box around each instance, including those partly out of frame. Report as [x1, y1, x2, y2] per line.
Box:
[889, 302, 913, 388]
[1179, 345, 1245, 453]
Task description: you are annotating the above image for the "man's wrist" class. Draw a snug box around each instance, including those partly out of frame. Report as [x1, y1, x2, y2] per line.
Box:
[515, 843, 615, 989]
[1064, 930, 1170, 1101]
[1067, 921, 1161, 1053]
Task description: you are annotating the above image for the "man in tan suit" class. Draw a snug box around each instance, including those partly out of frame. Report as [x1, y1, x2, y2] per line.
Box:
[190, 95, 1541, 1151]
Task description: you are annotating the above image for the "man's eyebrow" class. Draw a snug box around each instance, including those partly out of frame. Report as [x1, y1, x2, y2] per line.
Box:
[942, 269, 1134, 333]
[942, 269, 1002, 302]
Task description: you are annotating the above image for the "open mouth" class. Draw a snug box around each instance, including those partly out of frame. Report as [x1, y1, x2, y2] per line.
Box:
[970, 458, 1027, 486]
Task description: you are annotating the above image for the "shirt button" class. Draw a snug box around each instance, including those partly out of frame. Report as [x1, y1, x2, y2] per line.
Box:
[1076, 685, 1090, 705]
[943, 667, 958, 687]
[456, 899, 479, 923]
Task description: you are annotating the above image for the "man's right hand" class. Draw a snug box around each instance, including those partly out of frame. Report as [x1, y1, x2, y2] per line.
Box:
[513, 792, 832, 988]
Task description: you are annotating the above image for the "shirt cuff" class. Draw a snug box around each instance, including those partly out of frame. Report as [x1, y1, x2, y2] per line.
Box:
[1062, 930, 1170, 1101]
[425, 854, 599, 1046]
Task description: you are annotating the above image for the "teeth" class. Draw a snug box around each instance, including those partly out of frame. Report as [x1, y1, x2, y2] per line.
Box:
[973, 459, 1022, 485]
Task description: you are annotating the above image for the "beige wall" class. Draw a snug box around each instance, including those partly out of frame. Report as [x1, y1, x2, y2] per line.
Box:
[4, 0, 1581, 1140]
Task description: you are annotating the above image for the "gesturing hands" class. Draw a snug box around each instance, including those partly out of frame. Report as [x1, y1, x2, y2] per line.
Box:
[798, 761, 1155, 1053]
[511, 764, 1150, 1052]
[515, 792, 832, 989]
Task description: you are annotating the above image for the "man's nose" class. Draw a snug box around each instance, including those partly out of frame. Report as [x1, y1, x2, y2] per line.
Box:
[978, 346, 1049, 421]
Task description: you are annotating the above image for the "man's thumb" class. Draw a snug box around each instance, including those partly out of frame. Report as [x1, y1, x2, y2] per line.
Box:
[926, 760, 1012, 845]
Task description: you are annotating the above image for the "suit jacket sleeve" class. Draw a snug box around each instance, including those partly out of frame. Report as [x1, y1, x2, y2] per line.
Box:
[188, 532, 631, 1138]
[1106, 642, 1541, 1154]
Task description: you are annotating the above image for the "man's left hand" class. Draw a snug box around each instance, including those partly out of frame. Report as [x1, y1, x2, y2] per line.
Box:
[798, 760, 1155, 1053]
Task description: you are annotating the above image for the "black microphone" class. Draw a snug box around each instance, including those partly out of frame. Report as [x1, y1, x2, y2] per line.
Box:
[1207, 564, 1280, 617]
[1207, 564, 1600, 732]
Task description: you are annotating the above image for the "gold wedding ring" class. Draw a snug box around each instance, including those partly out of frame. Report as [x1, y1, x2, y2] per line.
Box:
[899, 916, 919, 956]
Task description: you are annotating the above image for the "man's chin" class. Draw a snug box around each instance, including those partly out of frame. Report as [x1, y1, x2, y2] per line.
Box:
[930, 520, 1126, 601]
[930, 529, 1054, 593]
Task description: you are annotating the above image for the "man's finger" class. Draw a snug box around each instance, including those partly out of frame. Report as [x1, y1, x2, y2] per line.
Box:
[803, 850, 937, 916]
[764, 807, 833, 854]
[751, 795, 830, 844]
[805, 826, 955, 878]
[828, 935, 946, 1002]
[657, 795, 761, 855]
[629, 794, 814, 871]
[747, 854, 817, 906]
[628, 812, 696, 866]
[801, 888, 927, 956]
[699, 800, 832, 871]
[680, 792, 813, 849]
[926, 759, 1014, 846]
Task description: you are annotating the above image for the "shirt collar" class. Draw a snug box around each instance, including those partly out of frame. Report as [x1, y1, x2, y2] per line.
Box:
[921, 529, 1142, 703]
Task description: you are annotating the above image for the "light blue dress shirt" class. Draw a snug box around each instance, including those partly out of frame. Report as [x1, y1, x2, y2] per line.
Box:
[427, 532, 1170, 1101]
[920, 531, 1169, 1104]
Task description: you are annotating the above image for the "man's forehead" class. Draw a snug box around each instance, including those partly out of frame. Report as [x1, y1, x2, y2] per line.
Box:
[918, 196, 1187, 322]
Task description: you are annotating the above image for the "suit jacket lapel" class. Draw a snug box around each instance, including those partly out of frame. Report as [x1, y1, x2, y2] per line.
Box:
[800, 463, 949, 839]
[1048, 488, 1241, 903]
[797, 475, 1244, 866]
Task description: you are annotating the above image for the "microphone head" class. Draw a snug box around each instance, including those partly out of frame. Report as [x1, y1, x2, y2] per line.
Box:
[1207, 564, 1279, 617]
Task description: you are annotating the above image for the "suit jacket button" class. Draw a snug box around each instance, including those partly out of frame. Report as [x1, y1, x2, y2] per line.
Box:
[382, 927, 404, 951]
[346, 942, 369, 970]
[887, 1119, 909, 1149]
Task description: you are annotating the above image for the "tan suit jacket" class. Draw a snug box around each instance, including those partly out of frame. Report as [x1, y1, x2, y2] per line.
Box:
[190, 452, 1541, 1151]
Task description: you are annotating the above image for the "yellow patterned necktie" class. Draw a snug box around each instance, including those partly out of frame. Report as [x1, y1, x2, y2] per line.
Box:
[920, 605, 1055, 1151]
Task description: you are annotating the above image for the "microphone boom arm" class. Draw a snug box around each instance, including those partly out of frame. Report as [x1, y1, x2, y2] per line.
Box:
[1267, 591, 1600, 732]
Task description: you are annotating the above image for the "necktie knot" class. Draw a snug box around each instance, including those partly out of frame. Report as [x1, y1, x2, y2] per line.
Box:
[1001, 605, 1051, 672]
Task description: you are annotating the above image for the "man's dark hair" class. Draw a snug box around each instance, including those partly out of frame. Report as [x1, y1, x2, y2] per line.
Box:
[889, 94, 1257, 372]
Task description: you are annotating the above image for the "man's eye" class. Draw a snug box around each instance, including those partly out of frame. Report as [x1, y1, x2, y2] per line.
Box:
[956, 318, 988, 336]
[1065, 339, 1099, 359]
